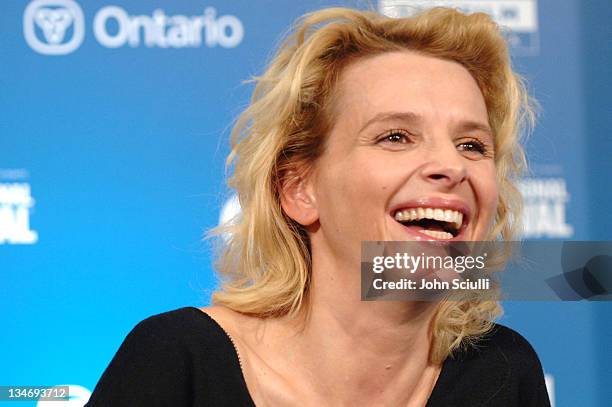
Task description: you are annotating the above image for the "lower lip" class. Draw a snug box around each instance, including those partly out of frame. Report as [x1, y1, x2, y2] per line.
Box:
[392, 217, 467, 241]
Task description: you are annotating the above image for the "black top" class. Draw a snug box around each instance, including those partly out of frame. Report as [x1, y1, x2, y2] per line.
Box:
[86, 307, 551, 406]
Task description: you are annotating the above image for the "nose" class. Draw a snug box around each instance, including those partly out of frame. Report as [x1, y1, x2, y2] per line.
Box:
[420, 142, 468, 188]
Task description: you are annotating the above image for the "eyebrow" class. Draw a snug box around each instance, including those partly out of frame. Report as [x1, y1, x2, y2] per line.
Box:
[359, 111, 423, 133]
[359, 111, 493, 137]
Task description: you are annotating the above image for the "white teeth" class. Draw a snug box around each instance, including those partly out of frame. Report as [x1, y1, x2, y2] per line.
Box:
[417, 207, 425, 219]
[433, 208, 444, 221]
[420, 230, 454, 239]
[410, 208, 417, 220]
[454, 213, 463, 230]
[393, 207, 464, 230]
[444, 209, 453, 222]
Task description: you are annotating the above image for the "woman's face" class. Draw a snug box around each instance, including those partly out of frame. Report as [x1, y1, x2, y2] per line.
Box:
[304, 51, 498, 266]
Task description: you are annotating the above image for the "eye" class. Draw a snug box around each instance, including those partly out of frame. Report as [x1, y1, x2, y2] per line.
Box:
[456, 138, 491, 157]
[377, 129, 412, 145]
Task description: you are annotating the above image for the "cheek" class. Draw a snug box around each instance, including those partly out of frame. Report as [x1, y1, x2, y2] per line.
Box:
[476, 166, 499, 219]
[317, 154, 393, 233]
[330, 159, 390, 209]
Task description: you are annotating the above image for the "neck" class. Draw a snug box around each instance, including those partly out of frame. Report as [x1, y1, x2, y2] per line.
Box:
[271, 250, 442, 405]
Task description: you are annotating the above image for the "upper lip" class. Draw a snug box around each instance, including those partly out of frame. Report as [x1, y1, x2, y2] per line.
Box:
[389, 196, 472, 227]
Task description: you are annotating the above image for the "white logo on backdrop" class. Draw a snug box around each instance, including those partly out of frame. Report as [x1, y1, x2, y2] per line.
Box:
[23, 0, 85, 55]
[24, 1, 244, 54]
[0, 182, 38, 245]
[35, 385, 91, 406]
[544, 374, 555, 407]
[93, 6, 243, 49]
[219, 194, 241, 242]
[519, 177, 574, 238]
[379, 0, 540, 55]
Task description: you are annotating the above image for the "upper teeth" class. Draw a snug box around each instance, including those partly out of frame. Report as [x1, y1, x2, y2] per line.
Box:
[394, 207, 463, 230]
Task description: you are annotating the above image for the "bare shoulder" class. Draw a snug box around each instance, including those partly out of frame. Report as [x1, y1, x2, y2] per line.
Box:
[197, 306, 298, 405]
[198, 305, 242, 334]
[196, 305, 264, 343]
[197, 305, 235, 324]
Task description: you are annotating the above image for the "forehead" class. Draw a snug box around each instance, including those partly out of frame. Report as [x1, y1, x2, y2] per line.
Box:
[332, 51, 489, 129]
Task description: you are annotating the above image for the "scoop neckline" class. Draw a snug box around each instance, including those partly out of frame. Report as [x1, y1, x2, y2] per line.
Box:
[189, 306, 257, 407]
[187, 305, 452, 406]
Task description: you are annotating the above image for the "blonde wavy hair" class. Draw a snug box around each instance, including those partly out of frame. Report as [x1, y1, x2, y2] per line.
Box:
[207, 6, 535, 364]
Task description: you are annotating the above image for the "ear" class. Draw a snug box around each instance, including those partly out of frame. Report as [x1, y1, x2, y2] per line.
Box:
[279, 170, 319, 226]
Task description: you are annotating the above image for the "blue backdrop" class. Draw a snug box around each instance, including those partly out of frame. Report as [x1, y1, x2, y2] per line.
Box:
[2, 1, 611, 406]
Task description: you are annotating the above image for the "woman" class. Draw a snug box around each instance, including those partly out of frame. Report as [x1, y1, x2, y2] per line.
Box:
[87, 6, 550, 406]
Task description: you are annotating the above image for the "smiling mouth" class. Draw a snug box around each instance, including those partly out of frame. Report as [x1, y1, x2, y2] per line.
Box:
[393, 207, 466, 240]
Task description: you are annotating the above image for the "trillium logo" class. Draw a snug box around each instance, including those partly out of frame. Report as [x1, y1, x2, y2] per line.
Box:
[23, 0, 85, 55]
